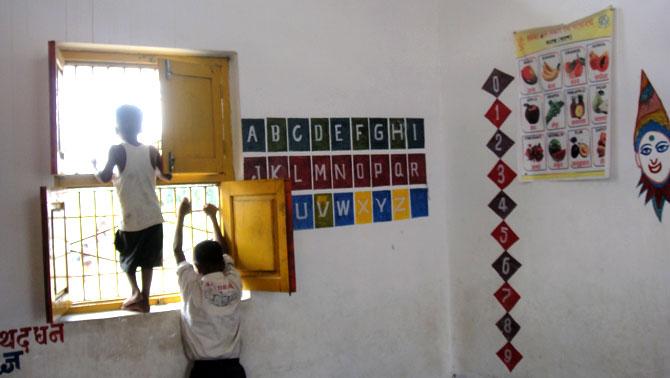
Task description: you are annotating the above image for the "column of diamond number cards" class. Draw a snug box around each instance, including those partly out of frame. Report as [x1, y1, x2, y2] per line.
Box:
[482, 68, 523, 372]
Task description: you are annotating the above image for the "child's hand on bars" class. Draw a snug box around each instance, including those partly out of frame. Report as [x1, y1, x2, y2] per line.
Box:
[178, 198, 192, 219]
[203, 204, 219, 218]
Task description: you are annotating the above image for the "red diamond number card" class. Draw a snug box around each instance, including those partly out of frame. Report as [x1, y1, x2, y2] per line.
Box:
[485, 99, 512, 129]
[496, 342, 523, 372]
[487, 160, 517, 190]
[491, 221, 519, 250]
[494, 282, 520, 312]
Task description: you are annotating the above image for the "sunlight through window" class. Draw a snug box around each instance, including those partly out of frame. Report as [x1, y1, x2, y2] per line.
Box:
[53, 184, 221, 303]
[59, 64, 162, 174]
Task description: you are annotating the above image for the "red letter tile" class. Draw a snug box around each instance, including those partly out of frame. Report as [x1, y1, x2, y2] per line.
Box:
[353, 155, 371, 188]
[268, 156, 289, 180]
[312, 155, 332, 190]
[289, 156, 312, 190]
[243, 157, 267, 180]
[390, 154, 408, 185]
[407, 154, 426, 184]
[371, 154, 390, 187]
[331, 155, 353, 188]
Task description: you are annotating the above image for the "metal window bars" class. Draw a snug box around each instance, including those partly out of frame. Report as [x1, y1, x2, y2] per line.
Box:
[51, 184, 220, 303]
[59, 64, 163, 175]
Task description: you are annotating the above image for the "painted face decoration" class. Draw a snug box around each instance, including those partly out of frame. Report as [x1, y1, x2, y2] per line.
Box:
[636, 130, 670, 185]
[634, 71, 670, 221]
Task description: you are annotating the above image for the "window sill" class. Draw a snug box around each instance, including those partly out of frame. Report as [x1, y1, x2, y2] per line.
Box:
[60, 290, 251, 323]
[61, 301, 181, 323]
[53, 173, 228, 189]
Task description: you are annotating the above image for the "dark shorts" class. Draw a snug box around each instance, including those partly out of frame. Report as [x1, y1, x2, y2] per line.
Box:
[190, 359, 246, 378]
[114, 224, 163, 273]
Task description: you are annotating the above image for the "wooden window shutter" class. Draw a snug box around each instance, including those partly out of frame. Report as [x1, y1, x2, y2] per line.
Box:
[40, 187, 72, 322]
[219, 180, 295, 293]
[158, 58, 233, 177]
[48, 41, 65, 175]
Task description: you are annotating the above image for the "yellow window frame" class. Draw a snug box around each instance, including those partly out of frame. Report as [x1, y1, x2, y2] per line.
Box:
[42, 183, 224, 318]
[50, 42, 235, 189]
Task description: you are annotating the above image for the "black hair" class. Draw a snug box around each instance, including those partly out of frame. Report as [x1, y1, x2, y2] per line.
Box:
[194, 240, 225, 269]
[115, 105, 142, 136]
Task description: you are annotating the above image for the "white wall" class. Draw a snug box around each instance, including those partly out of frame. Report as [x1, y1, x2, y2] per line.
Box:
[0, 1, 448, 377]
[441, 0, 670, 377]
[4, 0, 670, 377]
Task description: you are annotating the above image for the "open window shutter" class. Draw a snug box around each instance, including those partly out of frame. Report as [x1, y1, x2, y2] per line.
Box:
[48, 41, 64, 175]
[158, 58, 233, 177]
[219, 180, 295, 293]
[40, 187, 71, 322]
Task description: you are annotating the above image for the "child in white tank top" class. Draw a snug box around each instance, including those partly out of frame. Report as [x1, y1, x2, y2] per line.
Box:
[95, 105, 172, 312]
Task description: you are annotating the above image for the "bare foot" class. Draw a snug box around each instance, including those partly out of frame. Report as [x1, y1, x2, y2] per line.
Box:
[123, 299, 150, 313]
[122, 293, 143, 309]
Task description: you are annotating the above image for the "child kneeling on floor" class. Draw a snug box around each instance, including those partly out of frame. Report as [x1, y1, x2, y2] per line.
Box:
[173, 198, 246, 378]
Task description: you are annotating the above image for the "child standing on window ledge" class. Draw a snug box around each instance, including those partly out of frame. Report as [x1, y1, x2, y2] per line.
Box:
[94, 104, 172, 313]
[174, 198, 246, 378]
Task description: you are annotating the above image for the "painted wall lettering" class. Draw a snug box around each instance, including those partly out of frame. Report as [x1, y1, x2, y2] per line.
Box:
[242, 117, 429, 230]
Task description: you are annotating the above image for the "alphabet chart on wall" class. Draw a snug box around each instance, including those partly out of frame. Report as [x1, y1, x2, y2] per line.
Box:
[483, 68, 523, 372]
[242, 117, 428, 230]
[513, 7, 614, 181]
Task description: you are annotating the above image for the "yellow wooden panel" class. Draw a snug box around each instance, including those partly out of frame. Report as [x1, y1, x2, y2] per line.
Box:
[220, 180, 290, 292]
[60, 50, 158, 66]
[168, 75, 217, 158]
[231, 195, 276, 272]
[218, 59, 234, 181]
[160, 58, 230, 175]
[41, 186, 72, 322]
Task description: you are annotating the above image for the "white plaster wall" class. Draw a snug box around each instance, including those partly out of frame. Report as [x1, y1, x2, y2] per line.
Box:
[0, 1, 448, 377]
[440, 1, 670, 377]
[5, 1, 669, 377]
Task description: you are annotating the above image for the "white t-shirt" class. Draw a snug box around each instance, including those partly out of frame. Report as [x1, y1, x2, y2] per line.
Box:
[177, 255, 242, 360]
[112, 143, 163, 231]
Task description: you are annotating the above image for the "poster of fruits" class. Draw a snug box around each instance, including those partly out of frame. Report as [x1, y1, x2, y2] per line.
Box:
[513, 7, 614, 181]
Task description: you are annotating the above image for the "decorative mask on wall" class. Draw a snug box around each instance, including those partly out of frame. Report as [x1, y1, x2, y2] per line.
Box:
[634, 70, 670, 221]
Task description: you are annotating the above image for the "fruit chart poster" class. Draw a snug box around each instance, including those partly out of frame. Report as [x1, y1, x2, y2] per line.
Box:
[513, 7, 614, 181]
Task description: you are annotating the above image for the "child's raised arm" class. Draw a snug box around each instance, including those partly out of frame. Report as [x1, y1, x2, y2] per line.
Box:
[173, 198, 191, 264]
[95, 145, 122, 183]
[203, 204, 227, 253]
[150, 146, 172, 181]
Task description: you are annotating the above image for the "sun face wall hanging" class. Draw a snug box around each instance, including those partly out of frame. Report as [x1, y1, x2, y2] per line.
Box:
[634, 70, 670, 221]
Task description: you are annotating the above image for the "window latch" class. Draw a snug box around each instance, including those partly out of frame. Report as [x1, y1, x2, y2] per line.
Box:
[164, 60, 172, 80]
[168, 152, 175, 173]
